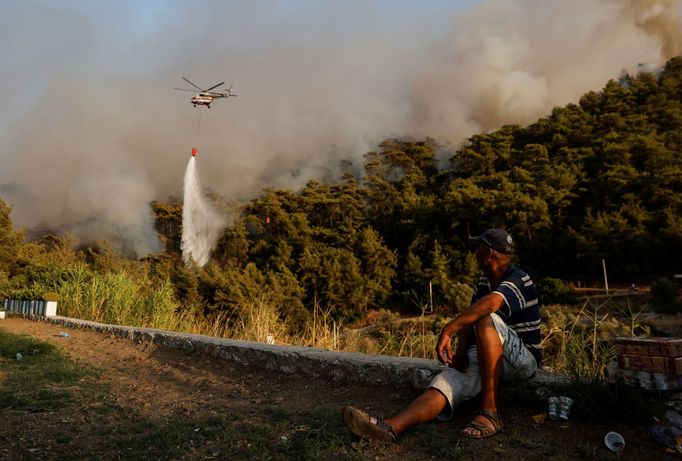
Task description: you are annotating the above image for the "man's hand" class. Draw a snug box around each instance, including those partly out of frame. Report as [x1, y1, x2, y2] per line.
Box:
[449, 350, 469, 373]
[435, 329, 453, 366]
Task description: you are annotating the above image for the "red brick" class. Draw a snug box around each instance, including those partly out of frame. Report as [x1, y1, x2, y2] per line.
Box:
[651, 356, 667, 373]
[639, 356, 653, 370]
[615, 337, 682, 358]
[618, 354, 640, 371]
[671, 357, 682, 375]
[659, 339, 682, 358]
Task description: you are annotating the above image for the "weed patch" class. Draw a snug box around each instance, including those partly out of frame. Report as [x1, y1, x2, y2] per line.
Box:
[0, 329, 101, 412]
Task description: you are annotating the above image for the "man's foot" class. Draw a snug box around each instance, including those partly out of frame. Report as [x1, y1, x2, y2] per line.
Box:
[460, 408, 504, 439]
[342, 406, 397, 442]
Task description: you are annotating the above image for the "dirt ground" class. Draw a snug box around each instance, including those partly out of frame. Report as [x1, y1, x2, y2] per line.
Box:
[0, 317, 676, 460]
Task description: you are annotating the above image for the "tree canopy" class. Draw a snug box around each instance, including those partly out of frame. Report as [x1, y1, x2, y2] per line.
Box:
[2, 57, 682, 325]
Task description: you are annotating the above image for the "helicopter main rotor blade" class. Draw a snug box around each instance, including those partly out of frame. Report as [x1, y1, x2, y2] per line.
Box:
[174, 88, 198, 92]
[181, 77, 203, 91]
[205, 82, 225, 92]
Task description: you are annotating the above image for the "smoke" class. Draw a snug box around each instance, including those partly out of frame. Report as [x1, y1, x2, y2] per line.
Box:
[408, 0, 682, 141]
[0, 0, 680, 255]
[182, 157, 225, 267]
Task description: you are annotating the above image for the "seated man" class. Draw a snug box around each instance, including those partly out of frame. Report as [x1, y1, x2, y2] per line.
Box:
[343, 228, 541, 440]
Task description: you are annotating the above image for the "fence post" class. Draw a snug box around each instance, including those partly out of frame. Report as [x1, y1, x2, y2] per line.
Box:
[602, 259, 609, 296]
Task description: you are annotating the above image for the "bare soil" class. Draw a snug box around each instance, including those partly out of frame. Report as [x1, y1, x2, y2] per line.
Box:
[0, 317, 674, 460]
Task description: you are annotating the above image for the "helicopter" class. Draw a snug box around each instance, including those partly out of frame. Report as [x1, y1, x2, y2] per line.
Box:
[174, 77, 237, 108]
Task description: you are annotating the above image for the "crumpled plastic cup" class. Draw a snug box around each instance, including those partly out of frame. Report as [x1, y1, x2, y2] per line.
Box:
[558, 396, 573, 421]
[604, 431, 625, 452]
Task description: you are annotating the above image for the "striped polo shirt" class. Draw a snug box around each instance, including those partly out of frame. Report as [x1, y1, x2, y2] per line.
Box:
[471, 265, 542, 364]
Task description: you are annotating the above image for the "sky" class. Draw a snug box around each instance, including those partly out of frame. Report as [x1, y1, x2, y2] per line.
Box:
[0, 0, 680, 255]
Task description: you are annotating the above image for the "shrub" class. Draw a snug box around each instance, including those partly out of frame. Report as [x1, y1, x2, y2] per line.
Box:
[42, 292, 60, 302]
[651, 277, 680, 314]
[443, 282, 474, 313]
[0, 271, 10, 299]
[537, 277, 575, 304]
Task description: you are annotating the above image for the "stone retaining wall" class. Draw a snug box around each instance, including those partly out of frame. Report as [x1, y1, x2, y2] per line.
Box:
[32, 315, 564, 389]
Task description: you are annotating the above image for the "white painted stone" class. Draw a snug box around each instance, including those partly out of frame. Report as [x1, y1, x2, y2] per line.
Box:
[44, 301, 58, 317]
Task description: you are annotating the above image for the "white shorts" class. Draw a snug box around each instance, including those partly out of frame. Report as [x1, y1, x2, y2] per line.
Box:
[428, 313, 537, 421]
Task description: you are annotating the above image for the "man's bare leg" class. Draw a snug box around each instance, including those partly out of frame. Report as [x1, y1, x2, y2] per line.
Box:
[384, 324, 475, 435]
[384, 388, 448, 435]
[462, 314, 503, 436]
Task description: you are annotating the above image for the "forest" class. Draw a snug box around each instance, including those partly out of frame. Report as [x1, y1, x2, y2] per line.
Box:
[1, 57, 681, 333]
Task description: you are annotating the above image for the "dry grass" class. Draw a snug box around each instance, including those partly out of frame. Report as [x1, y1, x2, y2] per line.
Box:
[57, 269, 651, 379]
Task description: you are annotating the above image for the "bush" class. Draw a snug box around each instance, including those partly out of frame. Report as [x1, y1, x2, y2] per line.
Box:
[443, 282, 474, 313]
[537, 277, 575, 304]
[42, 292, 60, 302]
[651, 277, 680, 314]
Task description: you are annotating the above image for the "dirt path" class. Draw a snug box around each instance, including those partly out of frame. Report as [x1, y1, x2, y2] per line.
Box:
[0, 317, 672, 460]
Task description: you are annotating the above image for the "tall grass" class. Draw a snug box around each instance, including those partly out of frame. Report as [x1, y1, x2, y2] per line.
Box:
[58, 264, 186, 331]
[223, 294, 288, 344]
[54, 264, 649, 382]
[375, 312, 437, 358]
[540, 296, 648, 379]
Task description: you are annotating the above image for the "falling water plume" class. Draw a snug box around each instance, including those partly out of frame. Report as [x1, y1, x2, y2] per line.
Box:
[181, 152, 225, 267]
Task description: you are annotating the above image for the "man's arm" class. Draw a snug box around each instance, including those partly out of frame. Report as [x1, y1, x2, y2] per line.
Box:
[435, 293, 505, 366]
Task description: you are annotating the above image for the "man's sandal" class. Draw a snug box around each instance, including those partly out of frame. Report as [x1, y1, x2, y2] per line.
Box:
[342, 406, 397, 442]
[460, 408, 504, 439]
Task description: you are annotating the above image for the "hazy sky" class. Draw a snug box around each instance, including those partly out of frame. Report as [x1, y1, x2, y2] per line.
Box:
[0, 0, 680, 255]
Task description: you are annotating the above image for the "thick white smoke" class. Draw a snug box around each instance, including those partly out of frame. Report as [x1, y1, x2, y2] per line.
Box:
[0, 0, 680, 255]
[407, 0, 682, 142]
[181, 157, 225, 267]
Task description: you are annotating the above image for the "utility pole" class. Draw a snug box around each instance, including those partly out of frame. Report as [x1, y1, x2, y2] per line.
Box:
[602, 259, 609, 295]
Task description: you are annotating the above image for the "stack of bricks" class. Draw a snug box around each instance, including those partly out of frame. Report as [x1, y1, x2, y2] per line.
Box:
[615, 337, 682, 391]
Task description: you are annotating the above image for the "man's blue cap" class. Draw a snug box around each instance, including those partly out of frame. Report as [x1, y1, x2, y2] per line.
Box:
[470, 228, 514, 254]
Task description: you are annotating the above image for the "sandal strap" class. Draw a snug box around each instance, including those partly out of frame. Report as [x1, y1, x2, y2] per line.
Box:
[477, 409, 502, 430]
[463, 421, 492, 436]
[342, 406, 396, 442]
[377, 420, 397, 440]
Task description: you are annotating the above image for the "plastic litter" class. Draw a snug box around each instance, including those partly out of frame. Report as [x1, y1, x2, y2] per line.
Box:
[622, 369, 637, 387]
[666, 394, 682, 412]
[558, 395, 574, 421]
[654, 372, 672, 391]
[15, 352, 23, 361]
[650, 424, 676, 448]
[604, 431, 625, 452]
[637, 371, 655, 390]
[548, 396, 559, 420]
[532, 413, 547, 424]
[59, 331, 70, 338]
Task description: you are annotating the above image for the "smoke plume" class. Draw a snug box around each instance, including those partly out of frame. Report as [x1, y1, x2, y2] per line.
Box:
[0, 0, 680, 255]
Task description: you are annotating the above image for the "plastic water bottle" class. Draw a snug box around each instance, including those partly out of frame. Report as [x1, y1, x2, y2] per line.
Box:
[59, 331, 70, 338]
[15, 352, 23, 361]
